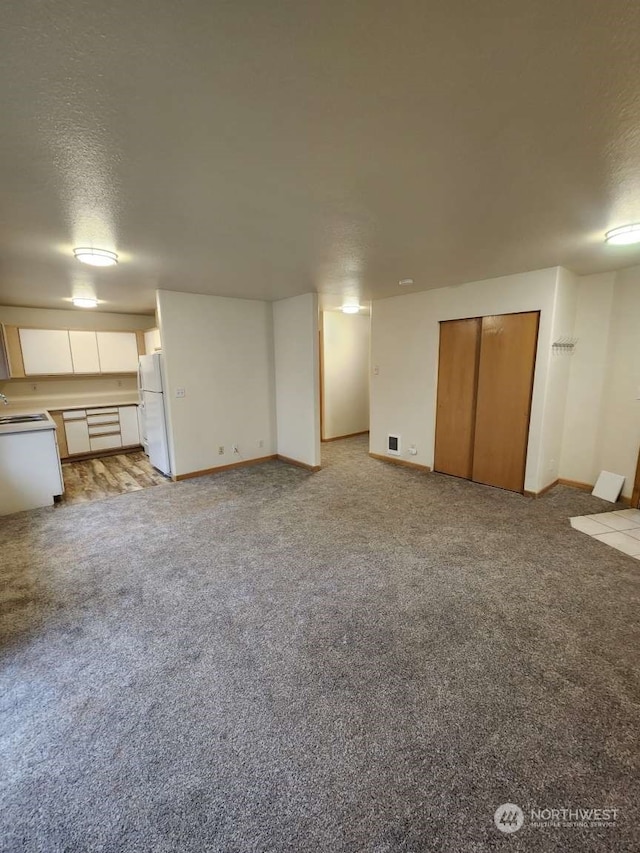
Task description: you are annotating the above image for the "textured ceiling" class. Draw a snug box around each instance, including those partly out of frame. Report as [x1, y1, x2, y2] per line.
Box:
[2, 0, 640, 314]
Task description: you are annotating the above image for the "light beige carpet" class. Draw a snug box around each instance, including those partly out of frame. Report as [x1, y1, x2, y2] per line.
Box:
[1, 436, 638, 852]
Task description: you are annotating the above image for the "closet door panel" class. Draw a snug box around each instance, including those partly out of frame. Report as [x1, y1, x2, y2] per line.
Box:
[472, 312, 539, 492]
[434, 318, 481, 479]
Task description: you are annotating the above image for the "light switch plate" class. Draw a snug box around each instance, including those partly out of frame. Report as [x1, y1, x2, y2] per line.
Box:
[591, 471, 625, 503]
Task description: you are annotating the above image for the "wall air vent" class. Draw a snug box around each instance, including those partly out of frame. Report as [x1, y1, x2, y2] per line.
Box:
[387, 434, 401, 456]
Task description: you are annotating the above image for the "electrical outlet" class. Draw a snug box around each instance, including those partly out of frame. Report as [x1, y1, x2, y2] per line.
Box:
[218, 446, 224, 455]
[258, 439, 264, 448]
[232, 444, 239, 454]
[176, 387, 186, 398]
[409, 445, 417, 456]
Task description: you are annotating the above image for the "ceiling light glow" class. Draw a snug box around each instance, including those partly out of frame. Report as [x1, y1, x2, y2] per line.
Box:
[73, 247, 118, 266]
[604, 224, 640, 246]
[72, 297, 98, 308]
[342, 304, 360, 314]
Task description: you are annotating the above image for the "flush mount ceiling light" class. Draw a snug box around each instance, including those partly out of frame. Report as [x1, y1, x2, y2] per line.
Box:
[399, 278, 414, 286]
[342, 304, 360, 314]
[604, 224, 640, 246]
[72, 297, 98, 308]
[73, 247, 118, 267]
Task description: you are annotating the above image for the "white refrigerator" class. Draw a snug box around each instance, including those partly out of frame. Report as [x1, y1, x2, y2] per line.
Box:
[138, 353, 171, 476]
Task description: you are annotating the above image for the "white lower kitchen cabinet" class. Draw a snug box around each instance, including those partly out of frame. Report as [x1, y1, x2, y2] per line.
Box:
[64, 415, 91, 454]
[119, 406, 140, 446]
[0, 426, 64, 515]
[53, 404, 141, 459]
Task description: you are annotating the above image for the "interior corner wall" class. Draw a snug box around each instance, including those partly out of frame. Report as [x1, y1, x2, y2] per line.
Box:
[592, 266, 640, 497]
[273, 293, 321, 468]
[321, 311, 370, 440]
[369, 267, 561, 493]
[535, 266, 579, 489]
[156, 290, 276, 477]
[559, 272, 615, 487]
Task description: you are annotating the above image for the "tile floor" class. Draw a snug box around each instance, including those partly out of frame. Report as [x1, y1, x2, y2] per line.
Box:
[570, 508, 640, 558]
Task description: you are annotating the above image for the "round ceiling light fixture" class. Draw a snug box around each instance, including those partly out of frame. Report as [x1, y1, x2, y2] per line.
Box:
[342, 304, 360, 314]
[72, 297, 98, 308]
[604, 224, 640, 246]
[399, 278, 414, 286]
[73, 247, 118, 267]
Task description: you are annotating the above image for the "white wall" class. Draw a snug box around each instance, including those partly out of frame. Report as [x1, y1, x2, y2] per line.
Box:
[321, 311, 369, 439]
[536, 267, 578, 487]
[596, 267, 640, 497]
[560, 267, 640, 497]
[559, 273, 615, 486]
[273, 293, 321, 468]
[0, 305, 154, 407]
[0, 305, 155, 332]
[156, 290, 276, 477]
[370, 267, 560, 493]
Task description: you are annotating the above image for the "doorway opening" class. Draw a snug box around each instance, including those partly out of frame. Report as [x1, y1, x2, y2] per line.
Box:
[319, 306, 371, 467]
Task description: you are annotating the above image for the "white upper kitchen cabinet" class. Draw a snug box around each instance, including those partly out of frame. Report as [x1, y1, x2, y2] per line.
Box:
[69, 330, 100, 373]
[19, 329, 73, 375]
[96, 331, 139, 373]
[144, 328, 161, 353]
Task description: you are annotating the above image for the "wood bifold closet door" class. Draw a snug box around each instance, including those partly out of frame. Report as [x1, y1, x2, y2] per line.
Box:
[434, 311, 539, 493]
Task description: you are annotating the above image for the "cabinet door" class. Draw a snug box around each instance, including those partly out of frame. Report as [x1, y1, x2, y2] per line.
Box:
[69, 331, 100, 373]
[96, 332, 139, 372]
[65, 419, 91, 455]
[144, 328, 161, 353]
[19, 329, 73, 375]
[119, 406, 140, 446]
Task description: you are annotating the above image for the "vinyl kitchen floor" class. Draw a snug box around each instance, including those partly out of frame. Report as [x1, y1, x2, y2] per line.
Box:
[59, 451, 170, 506]
[570, 509, 640, 559]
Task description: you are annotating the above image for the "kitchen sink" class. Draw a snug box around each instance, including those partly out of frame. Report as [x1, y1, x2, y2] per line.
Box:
[0, 413, 48, 424]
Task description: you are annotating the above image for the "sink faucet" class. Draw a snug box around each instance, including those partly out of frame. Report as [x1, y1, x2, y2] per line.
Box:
[0, 393, 7, 405]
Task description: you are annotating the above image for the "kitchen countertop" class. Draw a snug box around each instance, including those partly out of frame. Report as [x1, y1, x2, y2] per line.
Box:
[1, 398, 139, 413]
[0, 398, 140, 435]
[0, 410, 57, 436]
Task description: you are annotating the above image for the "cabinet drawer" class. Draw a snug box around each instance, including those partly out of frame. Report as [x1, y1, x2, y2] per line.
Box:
[86, 413, 120, 426]
[86, 407, 119, 415]
[88, 424, 120, 436]
[63, 409, 87, 420]
[89, 434, 122, 451]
